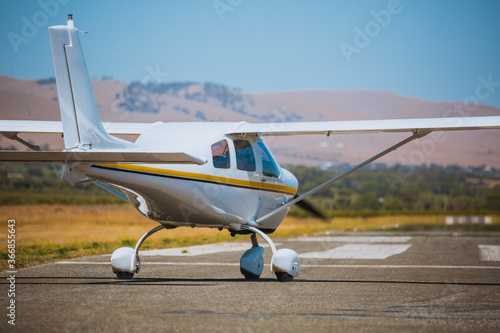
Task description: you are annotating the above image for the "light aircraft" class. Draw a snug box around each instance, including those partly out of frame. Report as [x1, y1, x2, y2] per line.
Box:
[1, 16, 499, 282]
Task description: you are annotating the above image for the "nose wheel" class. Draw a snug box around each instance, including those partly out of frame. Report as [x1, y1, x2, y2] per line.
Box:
[115, 271, 135, 280]
[241, 225, 300, 282]
[275, 272, 294, 282]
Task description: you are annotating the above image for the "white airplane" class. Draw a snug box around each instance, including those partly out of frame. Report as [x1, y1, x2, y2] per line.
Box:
[1, 16, 500, 282]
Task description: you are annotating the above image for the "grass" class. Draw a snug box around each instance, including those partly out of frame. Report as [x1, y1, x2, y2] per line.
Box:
[1, 205, 499, 271]
[0, 190, 125, 205]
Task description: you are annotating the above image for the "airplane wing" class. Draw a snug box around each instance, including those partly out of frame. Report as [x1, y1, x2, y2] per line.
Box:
[0, 120, 206, 164]
[249, 115, 500, 224]
[0, 120, 157, 135]
[227, 116, 500, 136]
[0, 150, 206, 164]
[3, 117, 499, 138]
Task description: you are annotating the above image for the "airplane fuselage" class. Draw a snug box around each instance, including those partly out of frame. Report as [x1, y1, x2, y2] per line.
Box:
[75, 122, 298, 233]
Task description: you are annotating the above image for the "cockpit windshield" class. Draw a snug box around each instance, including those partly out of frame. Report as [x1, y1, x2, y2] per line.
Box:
[256, 141, 280, 178]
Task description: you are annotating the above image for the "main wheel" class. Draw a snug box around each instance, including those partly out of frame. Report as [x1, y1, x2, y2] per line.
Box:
[242, 270, 260, 280]
[115, 271, 134, 279]
[275, 272, 294, 282]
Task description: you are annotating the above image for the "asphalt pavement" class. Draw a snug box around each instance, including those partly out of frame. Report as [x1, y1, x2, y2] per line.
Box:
[1, 231, 500, 332]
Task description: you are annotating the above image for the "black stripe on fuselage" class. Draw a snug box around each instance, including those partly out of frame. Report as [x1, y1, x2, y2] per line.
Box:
[91, 164, 291, 195]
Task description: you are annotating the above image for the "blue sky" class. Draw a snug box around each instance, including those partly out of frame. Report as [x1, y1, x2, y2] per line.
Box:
[1, 0, 500, 107]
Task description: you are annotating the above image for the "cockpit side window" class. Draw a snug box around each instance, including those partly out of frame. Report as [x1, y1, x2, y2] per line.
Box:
[211, 140, 230, 169]
[257, 140, 280, 178]
[234, 139, 256, 172]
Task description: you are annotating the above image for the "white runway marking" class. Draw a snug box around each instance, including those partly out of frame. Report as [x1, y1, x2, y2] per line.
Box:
[291, 236, 411, 243]
[478, 245, 500, 261]
[139, 242, 278, 257]
[300, 244, 412, 259]
[55, 261, 500, 269]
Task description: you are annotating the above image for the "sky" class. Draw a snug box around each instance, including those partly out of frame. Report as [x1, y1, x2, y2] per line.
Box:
[1, 0, 500, 108]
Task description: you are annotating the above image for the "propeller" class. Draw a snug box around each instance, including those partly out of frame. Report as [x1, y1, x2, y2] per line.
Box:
[293, 194, 328, 220]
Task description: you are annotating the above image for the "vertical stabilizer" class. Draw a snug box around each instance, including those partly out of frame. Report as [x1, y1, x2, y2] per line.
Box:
[49, 15, 129, 149]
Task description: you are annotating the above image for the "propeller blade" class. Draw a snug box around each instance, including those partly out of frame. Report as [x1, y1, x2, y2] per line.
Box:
[293, 194, 328, 220]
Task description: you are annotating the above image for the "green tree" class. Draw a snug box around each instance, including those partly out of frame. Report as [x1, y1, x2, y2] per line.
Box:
[354, 193, 381, 211]
[382, 197, 404, 211]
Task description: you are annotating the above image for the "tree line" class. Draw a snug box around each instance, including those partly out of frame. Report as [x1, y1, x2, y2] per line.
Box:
[0, 163, 499, 214]
[286, 163, 500, 215]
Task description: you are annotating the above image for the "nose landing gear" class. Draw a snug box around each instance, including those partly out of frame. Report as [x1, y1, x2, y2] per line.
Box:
[240, 225, 300, 282]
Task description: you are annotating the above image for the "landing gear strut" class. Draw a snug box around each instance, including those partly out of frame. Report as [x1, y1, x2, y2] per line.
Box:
[110, 225, 166, 279]
[240, 225, 300, 282]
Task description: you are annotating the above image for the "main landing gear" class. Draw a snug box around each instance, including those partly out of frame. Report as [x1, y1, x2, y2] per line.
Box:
[110, 224, 299, 282]
[240, 225, 300, 282]
[110, 225, 166, 279]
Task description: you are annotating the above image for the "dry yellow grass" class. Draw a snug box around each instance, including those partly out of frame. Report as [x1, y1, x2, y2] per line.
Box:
[0, 205, 245, 270]
[0, 205, 239, 246]
[1, 205, 498, 270]
[1, 205, 499, 246]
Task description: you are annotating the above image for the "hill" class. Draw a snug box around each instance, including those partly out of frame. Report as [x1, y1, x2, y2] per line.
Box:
[0, 76, 499, 167]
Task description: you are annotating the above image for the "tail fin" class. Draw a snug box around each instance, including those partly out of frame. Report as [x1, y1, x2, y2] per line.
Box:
[49, 15, 129, 149]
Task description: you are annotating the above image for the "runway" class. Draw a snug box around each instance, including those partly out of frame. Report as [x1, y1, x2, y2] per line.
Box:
[2, 231, 500, 332]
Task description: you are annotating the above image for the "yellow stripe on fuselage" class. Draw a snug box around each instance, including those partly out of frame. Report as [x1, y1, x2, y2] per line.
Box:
[96, 163, 297, 195]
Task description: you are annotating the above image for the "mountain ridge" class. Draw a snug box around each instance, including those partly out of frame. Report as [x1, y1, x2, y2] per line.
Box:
[0, 76, 498, 167]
